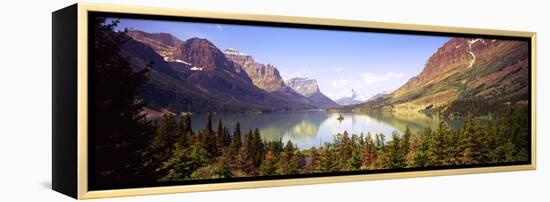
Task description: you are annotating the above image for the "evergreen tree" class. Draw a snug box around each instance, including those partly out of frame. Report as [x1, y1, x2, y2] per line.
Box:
[150, 114, 178, 165]
[442, 125, 460, 166]
[206, 113, 213, 131]
[375, 133, 382, 148]
[347, 148, 363, 171]
[265, 139, 284, 159]
[228, 122, 242, 166]
[412, 127, 436, 167]
[176, 114, 191, 146]
[306, 147, 319, 172]
[223, 126, 231, 147]
[183, 113, 193, 135]
[406, 135, 420, 167]
[291, 151, 305, 173]
[383, 131, 406, 169]
[369, 133, 387, 169]
[402, 126, 412, 155]
[240, 130, 256, 174]
[362, 132, 377, 168]
[209, 159, 232, 179]
[259, 151, 277, 176]
[491, 108, 529, 162]
[93, 17, 154, 184]
[375, 133, 386, 149]
[200, 113, 217, 156]
[359, 133, 365, 149]
[338, 131, 353, 168]
[319, 143, 340, 172]
[507, 108, 530, 161]
[431, 122, 449, 166]
[159, 143, 202, 181]
[491, 140, 517, 163]
[459, 114, 479, 164]
[158, 143, 192, 181]
[216, 118, 225, 154]
[252, 128, 265, 168]
[278, 140, 300, 175]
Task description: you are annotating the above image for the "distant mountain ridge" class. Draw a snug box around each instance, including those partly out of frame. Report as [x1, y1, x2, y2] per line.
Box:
[122, 30, 347, 113]
[367, 92, 389, 101]
[286, 78, 338, 108]
[334, 89, 364, 106]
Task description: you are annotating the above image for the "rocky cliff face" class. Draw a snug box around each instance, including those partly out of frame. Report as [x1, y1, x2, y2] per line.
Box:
[127, 30, 184, 50]
[224, 49, 338, 109]
[286, 78, 319, 97]
[223, 48, 327, 108]
[332, 37, 529, 112]
[287, 78, 338, 108]
[128, 31, 249, 79]
[123, 30, 321, 112]
[223, 49, 286, 92]
[126, 30, 184, 61]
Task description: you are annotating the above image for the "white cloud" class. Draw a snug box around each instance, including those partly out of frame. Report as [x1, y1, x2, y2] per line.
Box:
[331, 79, 352, 88]
[361, 72, 405, 84]
[215, 24, 223, 31]
[325, 90, 350, 101]
[326, 79, 367, 100]
[332, 67, 344, 72]
[356, 93, 372, 101]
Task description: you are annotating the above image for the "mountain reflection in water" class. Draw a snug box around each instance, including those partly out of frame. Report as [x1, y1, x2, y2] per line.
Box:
[188, 111, 463, 149]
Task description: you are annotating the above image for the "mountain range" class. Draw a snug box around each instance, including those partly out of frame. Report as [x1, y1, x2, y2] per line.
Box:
[333, 89, 364, 106]
[331, 37, 529, 112]
[285, 78, 338, 108]
[122, 30, 337, 113]
[222, 49, 321, 108]
[120, 29, 527, 114]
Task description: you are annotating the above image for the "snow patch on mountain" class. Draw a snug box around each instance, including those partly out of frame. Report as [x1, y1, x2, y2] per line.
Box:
[224, 48, 249, 56]
[467, 39, 481, 68]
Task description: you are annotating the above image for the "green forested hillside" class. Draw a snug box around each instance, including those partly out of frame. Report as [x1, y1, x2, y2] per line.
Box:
[331, 38, 529, 115]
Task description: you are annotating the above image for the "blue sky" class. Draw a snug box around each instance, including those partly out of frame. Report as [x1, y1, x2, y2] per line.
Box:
[116, 18, 449, 101]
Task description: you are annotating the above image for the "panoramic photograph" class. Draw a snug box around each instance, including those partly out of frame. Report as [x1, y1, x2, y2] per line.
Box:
[91, 16, 530, 188]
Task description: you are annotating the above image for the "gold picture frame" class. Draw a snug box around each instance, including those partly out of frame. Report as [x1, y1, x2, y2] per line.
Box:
[52, 3, 536, 199]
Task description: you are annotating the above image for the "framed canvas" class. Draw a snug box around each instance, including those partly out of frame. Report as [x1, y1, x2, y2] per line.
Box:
[52, 3, 536, 199]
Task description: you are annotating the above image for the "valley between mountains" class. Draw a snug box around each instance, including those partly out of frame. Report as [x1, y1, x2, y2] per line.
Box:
[122, 30, 529, 117]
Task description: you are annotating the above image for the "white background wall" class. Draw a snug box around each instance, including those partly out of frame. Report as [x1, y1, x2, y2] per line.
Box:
[0, 0, 547, 201]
